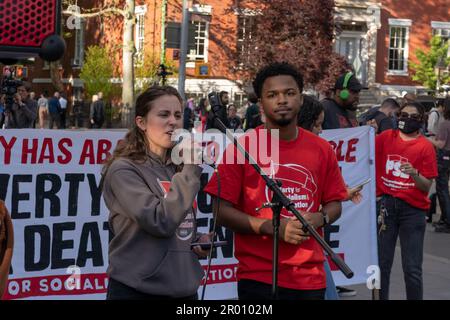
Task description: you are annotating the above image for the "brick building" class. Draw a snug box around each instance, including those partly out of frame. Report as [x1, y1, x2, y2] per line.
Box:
[17, 0, 450, 110]
[375, 0, 449, 97]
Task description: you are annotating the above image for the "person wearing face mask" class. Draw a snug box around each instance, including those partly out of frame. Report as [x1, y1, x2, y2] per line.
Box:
[376, 101, 437, 300]
[101, 86, 211, 300]
[321, 72, 362, 130]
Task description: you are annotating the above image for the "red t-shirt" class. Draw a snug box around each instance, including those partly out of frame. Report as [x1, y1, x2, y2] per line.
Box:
[376, 129, 437, 210]
[204, 126, 348, 290]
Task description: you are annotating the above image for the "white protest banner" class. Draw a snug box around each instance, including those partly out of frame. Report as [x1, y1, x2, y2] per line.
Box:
[0, 129, 236, 300]
[1, 126, 376, 300]
[320, 126, 378, 286]
[0, 129, 121, 299]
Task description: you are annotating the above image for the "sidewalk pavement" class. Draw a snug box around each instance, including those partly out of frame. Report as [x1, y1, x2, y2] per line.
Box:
[342, 218, 450, 300]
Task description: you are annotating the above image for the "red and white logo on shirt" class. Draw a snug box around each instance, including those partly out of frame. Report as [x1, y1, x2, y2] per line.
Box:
[264, 163, 317, 218]
[157, 178, 196, 241]
[382, 154, 415, 191]
[386, 154, 410, 179]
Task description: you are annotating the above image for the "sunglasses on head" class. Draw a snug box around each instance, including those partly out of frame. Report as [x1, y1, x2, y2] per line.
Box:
[396, 112, 422, 121]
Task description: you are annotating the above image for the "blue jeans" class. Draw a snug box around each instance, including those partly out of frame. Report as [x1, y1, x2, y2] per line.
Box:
[378, 195, 426, 300]
[324, 257, 339, 300]
[436, 149, 450, 223]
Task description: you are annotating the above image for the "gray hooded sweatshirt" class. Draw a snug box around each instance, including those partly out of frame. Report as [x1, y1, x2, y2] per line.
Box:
[102, 153, 204, 297]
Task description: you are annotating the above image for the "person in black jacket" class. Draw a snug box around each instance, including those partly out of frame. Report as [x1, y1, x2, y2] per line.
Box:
[90, 92, 105, 129]
[244, 92, 262, 130]
[206, 91, 230, 130]
[360, 98, 400, 134]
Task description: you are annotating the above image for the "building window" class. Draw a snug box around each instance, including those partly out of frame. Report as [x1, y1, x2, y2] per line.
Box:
[388, 24, 410, 74]
[434, 29, 450, 58]
[233, 92, 247, 108]
[431, 21, 450, 57]
[433, 27, 450, 43]
[188, 20, 208, 62]
[135, 5, 147, 63]
[73, 18, 85, 67]
[237, 15, 256, 65]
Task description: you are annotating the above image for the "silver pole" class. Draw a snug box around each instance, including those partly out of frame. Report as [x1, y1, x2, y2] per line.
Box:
[178, 0, 190, 101]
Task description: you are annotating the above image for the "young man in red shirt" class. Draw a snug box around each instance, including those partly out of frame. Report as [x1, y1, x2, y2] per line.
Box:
[376, 101, 437, 300]
[204, 63, 348, 300]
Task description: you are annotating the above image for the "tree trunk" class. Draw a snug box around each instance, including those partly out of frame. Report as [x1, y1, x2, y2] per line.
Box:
[122, 0, 135, 127]
[49, 61, 64, 92]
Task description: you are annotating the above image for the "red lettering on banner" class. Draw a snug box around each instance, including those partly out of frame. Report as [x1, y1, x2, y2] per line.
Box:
[58, 138, 73, 164]
[329, 140, 345, 161]
[97, 139, 112, 164]
[326, 253, 346, 271]
[201, 264, 238, 285]
[3, 265, 239, 299]
[19, 138, 75, 164]
[79, 140, 95, 165]
[3, 273, 109, 300]
[329, 139, 359, 163]
[0, 136, 17, 164]
[21, 138, 39, 164]
[345, 138, 358, 163]
[38, 138, 55, 164]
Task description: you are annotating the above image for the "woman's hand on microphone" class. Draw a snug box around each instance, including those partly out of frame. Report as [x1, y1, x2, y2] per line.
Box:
[192, 232, 214, 258]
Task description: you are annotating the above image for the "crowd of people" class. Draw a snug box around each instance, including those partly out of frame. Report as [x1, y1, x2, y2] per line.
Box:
[0, 85, 106, 129]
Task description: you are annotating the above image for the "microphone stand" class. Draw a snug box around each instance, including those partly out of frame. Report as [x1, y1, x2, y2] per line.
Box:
[256, 180, 283, 299]
[209, 106, 354, 300]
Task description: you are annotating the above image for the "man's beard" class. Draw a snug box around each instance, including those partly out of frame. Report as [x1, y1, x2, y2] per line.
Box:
[346, 103, 358, 111]
[267, 115, 295, 127]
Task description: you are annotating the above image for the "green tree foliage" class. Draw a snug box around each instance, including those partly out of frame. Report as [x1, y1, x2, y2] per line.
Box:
[410, 35, 450, 91]
[80, 46, 114, 98]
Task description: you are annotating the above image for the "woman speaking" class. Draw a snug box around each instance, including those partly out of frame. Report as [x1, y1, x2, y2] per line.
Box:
[102, 86, 208, 300]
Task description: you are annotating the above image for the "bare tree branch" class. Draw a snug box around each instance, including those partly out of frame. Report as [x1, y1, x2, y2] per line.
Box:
[62, 7, 126, 18]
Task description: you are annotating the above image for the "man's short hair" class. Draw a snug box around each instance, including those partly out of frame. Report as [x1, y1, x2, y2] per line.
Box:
[381, 98, 400, 110]
[247, 92, 258, 104]
[334, 73, 362, 93]
[219, 91, 228, 99]
[252, 62, 304, 98]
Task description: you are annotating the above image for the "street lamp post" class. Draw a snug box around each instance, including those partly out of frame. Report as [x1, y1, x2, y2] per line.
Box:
[178, 0, 191, 101]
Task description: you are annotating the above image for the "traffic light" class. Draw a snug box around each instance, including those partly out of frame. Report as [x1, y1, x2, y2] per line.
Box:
[15, 66, 28, 78]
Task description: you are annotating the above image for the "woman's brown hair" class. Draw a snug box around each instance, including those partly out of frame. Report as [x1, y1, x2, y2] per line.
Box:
[102, 86, 182, 176]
